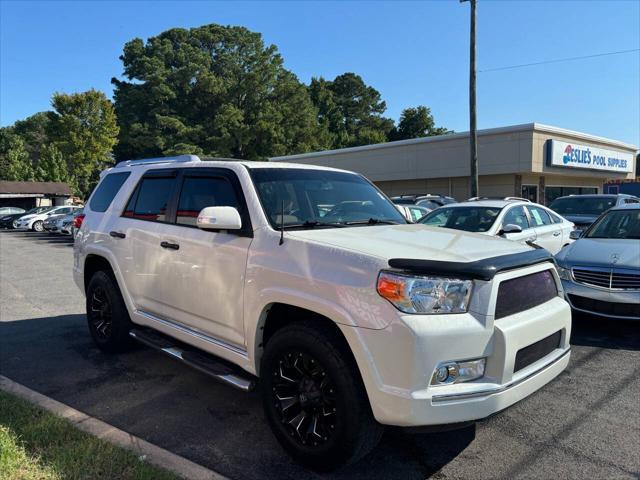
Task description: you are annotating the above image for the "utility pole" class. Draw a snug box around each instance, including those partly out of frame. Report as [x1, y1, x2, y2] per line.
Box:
[461, 0, 478, 198]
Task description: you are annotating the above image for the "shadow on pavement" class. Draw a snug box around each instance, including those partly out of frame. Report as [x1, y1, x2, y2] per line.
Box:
[0, 314, 474, 480]
[570, 312, 640, 351]
[1, 230, 74, 246]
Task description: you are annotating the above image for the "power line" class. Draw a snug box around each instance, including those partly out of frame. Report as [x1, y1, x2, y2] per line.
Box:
[479, 48, 640, 73]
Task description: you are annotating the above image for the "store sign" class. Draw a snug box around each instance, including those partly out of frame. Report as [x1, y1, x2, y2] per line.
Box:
[547, 140, 633, 173]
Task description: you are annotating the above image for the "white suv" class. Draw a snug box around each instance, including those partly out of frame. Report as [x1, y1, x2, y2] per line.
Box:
[74, 155, 571, 470]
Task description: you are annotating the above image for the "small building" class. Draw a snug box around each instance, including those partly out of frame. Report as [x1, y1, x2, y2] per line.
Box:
[270, 123, 638, 205]
[0, 181, 73, 209]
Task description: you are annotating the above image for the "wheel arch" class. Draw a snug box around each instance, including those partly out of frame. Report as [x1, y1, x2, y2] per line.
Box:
[254, 303, 356, 377]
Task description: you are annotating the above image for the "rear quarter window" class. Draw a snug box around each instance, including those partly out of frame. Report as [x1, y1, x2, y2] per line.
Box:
[89, 172, 131, 212]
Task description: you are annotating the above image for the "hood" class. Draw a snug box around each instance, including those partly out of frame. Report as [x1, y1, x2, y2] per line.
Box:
[556, 238, 640, 269]
[17, 214, 37, 221]
[287, 224, 533, 263]
[45, 214, 65, 221]
[562, 214, 599, 226]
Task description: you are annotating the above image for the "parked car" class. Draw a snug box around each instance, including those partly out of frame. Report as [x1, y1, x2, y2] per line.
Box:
[43, 213, 68, 232]
[391, 194, 457, 210]
[0, 206, 25, 215]
[555, 203, 640, 321]
[0, 206, 49, 229]
[13, 205, 82, 232]
[395, 203, 431, 222]
[74, 155, 570, 470]
[59, 208, 84, 235]
[419, 199, 575, 254]
[549, 194, 639, 230]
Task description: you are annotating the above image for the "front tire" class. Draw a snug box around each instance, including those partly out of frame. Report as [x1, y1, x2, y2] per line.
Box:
[86, 270, 133, 353]
[260, 321, 383, 471]
[32, 220, 44, 232]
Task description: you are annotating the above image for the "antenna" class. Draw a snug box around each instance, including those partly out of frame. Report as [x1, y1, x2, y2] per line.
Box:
[279, 200, 285, 245]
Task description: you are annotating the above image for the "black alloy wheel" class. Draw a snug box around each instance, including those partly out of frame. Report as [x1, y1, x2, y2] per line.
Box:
[271, 350, 337, 447]
[88, 286, 113, 341]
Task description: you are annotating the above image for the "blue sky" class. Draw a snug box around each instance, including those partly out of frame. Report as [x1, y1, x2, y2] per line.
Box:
[1, 0, 639, 146]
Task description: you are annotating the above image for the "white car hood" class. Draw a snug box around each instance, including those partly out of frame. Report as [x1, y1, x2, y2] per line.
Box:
[17, 214, 37, 221]
[288, 224, 533, 263]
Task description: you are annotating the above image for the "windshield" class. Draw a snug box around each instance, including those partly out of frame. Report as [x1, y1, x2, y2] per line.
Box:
[549, 196, 615, 216]
[420, 206, 502, 232]
[250, 168, 406, 228]
[585, 209, 640, 239]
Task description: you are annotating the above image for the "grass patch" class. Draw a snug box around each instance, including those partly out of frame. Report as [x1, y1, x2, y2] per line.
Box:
[0, 390, 180, 480]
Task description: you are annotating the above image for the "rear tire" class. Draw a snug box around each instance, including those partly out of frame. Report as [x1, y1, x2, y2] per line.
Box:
[32, 220, 44, 232]
[260, 320, 383, 471]
[86, 270, 133, 353]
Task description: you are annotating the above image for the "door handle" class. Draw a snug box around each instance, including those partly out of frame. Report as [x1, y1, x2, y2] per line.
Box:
[160, 241, 180, 250]
[109, 231, 126, 239]
[553, 231, 561, 237]
[526, 237, 536, 242]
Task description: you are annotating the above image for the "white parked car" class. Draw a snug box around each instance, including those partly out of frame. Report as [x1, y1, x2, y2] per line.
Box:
[419, 198, 575, 254]
[74, 155, 571, 470]
[13, 205, 81, 232]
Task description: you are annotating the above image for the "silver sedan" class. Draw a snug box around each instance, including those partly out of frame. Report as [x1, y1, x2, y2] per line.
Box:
[555, 204, 640, 320]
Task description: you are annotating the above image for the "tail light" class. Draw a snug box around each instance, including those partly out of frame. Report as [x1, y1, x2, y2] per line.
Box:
[73, 214, 85, 229]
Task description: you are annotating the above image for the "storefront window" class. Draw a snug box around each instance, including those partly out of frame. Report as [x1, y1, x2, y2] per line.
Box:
[544, 186, 598, 205]
[521, 185, 538, 202]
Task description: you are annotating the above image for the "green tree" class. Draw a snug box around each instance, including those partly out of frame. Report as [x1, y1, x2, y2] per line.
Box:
[113, 24, 326, 161]
[34, 144, 72, 184]
[308, 73, 394, 148]
[13, 112, 51, 164]
[389, 106, 451, 141]
[47, 89, 119, 196]
[0, 129, 34, 181]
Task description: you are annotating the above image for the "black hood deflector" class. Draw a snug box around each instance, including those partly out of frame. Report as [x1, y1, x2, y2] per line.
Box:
[388, 248, 554, 281]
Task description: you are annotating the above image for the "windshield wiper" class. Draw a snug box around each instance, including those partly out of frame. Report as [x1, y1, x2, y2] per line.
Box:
[282, 220, 346, 229]
[344, 218, 402, 226]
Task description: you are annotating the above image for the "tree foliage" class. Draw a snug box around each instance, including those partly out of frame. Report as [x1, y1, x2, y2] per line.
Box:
[112, 24, 326, 161]
[47, 89, 119, 196]
[308, 73, 394, 148]
[0, 129, 34, 181]
[389, 106, 451, 141]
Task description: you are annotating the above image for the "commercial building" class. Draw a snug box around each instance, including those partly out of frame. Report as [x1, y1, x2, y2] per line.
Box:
[0, 181, 73, 209]
[270, 123, 638, 205]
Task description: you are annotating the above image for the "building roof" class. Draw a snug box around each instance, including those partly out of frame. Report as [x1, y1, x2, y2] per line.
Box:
[0, 181, 72, 196]
[270, 122, 638, 162]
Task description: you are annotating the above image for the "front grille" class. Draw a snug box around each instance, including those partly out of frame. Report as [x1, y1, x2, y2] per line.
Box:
[495, 269, 558, 319]
[568, 294, 640, 319]
[573, 267, 640, 290]
[514, 331, 561, 372]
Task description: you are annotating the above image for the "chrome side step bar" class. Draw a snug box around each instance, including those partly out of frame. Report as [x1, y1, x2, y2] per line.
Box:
[129, 329, 257, 392]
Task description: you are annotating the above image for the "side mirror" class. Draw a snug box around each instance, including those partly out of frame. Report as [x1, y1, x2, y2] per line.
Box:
[499, 224, 522, 236]
[569, 230, 583, 240]
[197, 206, 242, 231]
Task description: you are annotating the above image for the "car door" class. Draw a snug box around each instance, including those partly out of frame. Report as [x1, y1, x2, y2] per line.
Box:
[156, 168, 253, 349]
[500, 205, 536, 244]
[526, 205, 563, 253]
[117, 169, 181, 317]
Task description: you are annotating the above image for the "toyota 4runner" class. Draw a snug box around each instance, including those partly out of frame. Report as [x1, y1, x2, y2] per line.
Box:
[74, 155, 571, 470]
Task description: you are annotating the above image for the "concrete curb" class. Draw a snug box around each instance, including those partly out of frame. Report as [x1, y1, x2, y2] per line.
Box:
[0, 375, 228, 480]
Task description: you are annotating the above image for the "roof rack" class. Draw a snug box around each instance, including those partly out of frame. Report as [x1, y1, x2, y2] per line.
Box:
[468, 196, 531, 202]
[114, 155, 201, 168]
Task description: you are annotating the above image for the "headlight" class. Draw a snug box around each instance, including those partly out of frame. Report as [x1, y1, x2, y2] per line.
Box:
[556, 265, 572, 281]
[377, 271, 473, 314]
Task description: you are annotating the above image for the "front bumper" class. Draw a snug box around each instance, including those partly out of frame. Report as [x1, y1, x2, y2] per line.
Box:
[340, 269, 571, 427]
[562, 279, 640, 320]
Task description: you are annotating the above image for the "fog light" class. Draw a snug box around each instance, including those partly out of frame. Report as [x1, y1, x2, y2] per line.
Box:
[431, 358, 486, 385]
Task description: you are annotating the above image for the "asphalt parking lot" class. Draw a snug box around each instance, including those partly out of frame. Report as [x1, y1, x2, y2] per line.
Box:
[1, 229, 639, 480]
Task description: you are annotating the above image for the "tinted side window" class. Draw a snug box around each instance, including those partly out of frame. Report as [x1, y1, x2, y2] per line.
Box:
[528, 206, 552, 226]
[502, 206, 530, 229]
[176, 177, 239, 226]
[123, 177, 175, 222]
[90, 172, 131, 213]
